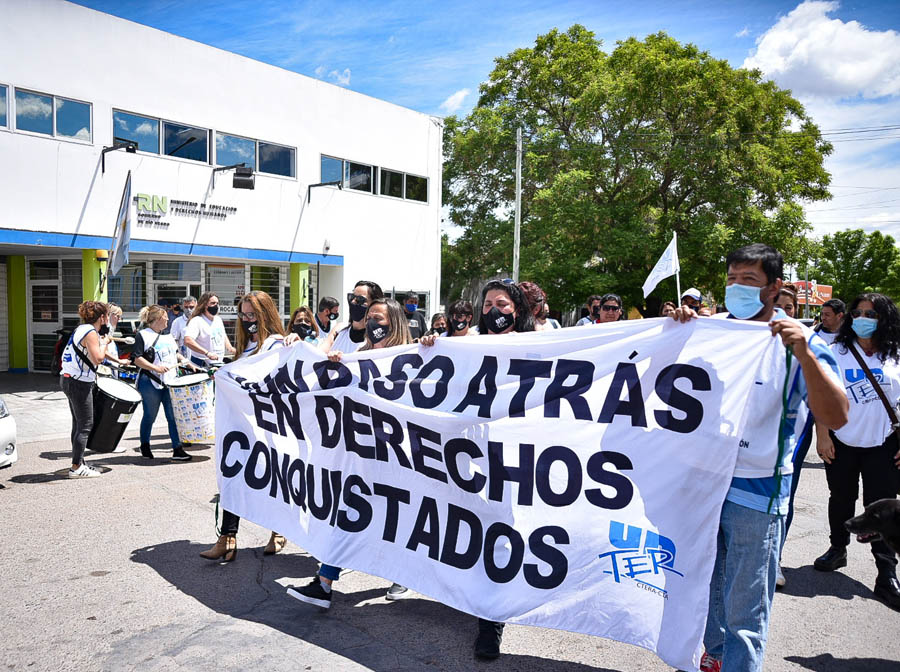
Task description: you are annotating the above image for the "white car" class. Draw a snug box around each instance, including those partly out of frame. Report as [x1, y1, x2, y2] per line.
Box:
[0, 396, 17, 468]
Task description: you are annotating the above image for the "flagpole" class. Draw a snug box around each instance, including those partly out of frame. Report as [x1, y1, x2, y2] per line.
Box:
[674, 231, 681, 302]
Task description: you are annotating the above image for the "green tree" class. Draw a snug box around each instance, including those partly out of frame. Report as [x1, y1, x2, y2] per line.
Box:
[442, 26, 832, 313]
[817, 229, 900, 303]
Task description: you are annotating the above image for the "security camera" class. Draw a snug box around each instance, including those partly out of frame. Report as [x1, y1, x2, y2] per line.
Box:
[323, 239, 331, 254]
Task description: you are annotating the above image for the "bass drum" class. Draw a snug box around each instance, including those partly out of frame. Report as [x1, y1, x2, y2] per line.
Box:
[86, 377, 142, 453]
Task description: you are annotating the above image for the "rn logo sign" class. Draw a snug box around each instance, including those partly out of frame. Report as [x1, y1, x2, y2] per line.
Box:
[136, 193, 168, 214]
[597, 521, 684, 598]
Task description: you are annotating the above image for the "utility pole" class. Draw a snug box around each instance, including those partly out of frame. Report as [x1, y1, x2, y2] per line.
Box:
[513, 127, 522, 283]
[804, 261, 810, 319]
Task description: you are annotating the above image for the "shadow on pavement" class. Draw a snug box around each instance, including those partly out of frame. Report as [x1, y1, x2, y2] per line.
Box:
[784, 653, 900, 671]
[131, 539, 614, 672]
[780, 565, 872, 601]
[11, 466, 114, 483]
[37, 450, 212, 465]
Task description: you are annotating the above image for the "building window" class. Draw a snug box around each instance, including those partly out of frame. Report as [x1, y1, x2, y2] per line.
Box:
[321, 155, 342, 183]
[206, 264, 245, 317]
[406, 174, 428, 202]
[346, 161, 373, 193]
[108, 262, 147, 314]
[163, 121, 208, 163]
[152, 261, 201, 282]
[15, 89, 53, 136]
[0, 85, 7, 128]
[113, 110, 159, 154]
[380, 169, 404, 199]
[216, 133, 256, 170]
[258, 141, 295, 178]
[55, 97, 91, 141]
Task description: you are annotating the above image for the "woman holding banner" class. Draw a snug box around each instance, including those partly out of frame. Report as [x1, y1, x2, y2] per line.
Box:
[287, 297, 413, 605]
[201, 291, 288, 561]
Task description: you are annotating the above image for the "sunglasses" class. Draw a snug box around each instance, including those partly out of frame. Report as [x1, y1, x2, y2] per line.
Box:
[347, 293, 368, 306]
[237, 311, 257, 320]
[601, 304, 620, 312]
[850, 309, 878, 319]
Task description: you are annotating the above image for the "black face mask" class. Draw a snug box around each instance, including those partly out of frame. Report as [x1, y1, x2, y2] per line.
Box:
[292, 323, 312, 340]
[591, 305, 601, 318]
[98, 324, 110, 336]
[433, 327, 447, 335]
[484, 307, 514, 334]
[207, 305, 220, 316]
[329, 312, 339, 321]
[349, 302, 367, 322]
[450, 319, 468, 333]
[366, 318, 389, 345]
[240, 320, 258, 335]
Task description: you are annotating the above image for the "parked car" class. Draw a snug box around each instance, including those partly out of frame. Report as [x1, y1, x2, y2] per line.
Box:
[0, 396, 17, 468]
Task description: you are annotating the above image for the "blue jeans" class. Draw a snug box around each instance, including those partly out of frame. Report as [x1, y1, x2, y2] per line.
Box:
[704, 499, 784, 672]
[319, 563, 341, 582]
[138, 375, 181, 448]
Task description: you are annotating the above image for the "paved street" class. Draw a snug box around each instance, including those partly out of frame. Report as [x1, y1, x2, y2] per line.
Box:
[1, 374, 899, 671]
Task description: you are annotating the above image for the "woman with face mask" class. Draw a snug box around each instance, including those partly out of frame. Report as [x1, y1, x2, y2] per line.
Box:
[426, 312, 447, 337]
[201, 291, 288, 562]
[288, 306, 320, 345]
[774, 284, 799, 319]
[60, 301, 111, 478]
[445, 299, 476, 337]
[814, 293, 900, 610]
[321, 280, 385, 355]
[184, 292, 236, 367]
[133, 305, 200, 461]
[287, 298, 413, 607]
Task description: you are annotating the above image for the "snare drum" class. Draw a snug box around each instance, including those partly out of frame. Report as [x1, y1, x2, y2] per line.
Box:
[168, 373, 215, 443]
[86, 377, 142, 453]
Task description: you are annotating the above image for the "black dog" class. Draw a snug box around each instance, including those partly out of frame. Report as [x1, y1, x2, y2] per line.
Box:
[845, 498, 900, 556]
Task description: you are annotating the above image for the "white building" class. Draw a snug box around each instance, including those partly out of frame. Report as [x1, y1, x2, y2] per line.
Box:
[0, 0, 442, 372]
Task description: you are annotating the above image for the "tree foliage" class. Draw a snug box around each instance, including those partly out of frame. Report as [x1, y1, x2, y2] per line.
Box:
[442, 26, 832, 313]
[816, 229, 900, 303]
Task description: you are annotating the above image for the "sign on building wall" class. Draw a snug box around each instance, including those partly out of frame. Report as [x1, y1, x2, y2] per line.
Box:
[793, 280, 833, 306]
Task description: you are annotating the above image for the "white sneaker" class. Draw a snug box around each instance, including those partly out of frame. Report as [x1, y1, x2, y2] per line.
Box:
[68, 463, 101, 478]
[775, 564, 786, 588]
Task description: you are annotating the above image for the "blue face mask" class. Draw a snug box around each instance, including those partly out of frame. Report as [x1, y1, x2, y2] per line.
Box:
[405, 303, 418, 314]
[725, 283, 765, 320]
[851, 317, 878, 338]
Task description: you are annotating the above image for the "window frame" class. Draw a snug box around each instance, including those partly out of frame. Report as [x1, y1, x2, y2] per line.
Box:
[257, 138, 297, 179]
[112, 108, 162, 155]
[404, 172, 429, 204]
[0, 82, 9, 131]
[54, 94, 93, 143]
[161, 118, 211, 165]
[379, 167, 405, 200]
[214, 130, 257, 171]
[12, 87, 93, 144]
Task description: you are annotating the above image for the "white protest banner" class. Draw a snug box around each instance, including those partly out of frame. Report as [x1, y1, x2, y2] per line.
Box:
[215, 318, 786, 671]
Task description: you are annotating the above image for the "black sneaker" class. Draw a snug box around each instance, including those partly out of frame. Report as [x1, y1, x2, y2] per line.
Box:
[874, 574, 900, 611]
[385, 582, 409, 600]
[140, 444, 155, 459]
[474, 619, 504, 660]
[171, 446, 192, 461]
[813, 545, 847, 572]
[287, 577, 332, 609]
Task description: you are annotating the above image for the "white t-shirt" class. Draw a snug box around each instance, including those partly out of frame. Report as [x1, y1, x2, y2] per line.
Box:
[332, 326, 365, 354]
[815, 328, 838, 345]
[60, 324, 98, 382]
[241, 334, 285, 358]
[170, 314, 190, 355]
[831, 342, 900, 448]
[185, 314, 227, 364]
[137, 327, 179, 388]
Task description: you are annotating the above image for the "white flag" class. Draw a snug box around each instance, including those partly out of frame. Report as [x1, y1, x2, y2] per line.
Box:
[642, 233, 679, 298]
[109, 171, 132, 277]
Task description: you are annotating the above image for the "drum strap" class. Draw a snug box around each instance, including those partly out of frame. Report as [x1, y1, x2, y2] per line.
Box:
[70, 330, 98, 374]
[138, 332, 164, 386]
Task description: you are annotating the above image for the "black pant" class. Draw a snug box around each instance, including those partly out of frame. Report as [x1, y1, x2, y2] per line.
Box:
[61, 376, 94, 467]
[221, 509, 240, 535]
[824, 431, 899, 573]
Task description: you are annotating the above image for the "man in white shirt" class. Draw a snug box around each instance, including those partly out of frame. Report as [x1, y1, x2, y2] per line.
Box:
[170, 295, 196, 357]
[814, 298, 845, 345]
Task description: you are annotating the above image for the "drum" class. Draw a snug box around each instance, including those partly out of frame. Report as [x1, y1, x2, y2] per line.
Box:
[117, 364, 139, 384]
[86, 377, 142, 453]
[168, 373, 215, 444]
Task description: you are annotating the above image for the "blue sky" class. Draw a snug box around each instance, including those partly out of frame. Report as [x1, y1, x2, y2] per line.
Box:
[73, 0, 900, 241]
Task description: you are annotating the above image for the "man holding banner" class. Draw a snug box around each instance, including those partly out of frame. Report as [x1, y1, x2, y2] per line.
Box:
[671, 243, 848, 672]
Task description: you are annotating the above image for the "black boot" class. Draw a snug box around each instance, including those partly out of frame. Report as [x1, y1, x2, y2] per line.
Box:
[139, 443, 155, 459]
[874, 569, 900, 611]
[814, 545, 847, 572]
[474, 618, 504, 660]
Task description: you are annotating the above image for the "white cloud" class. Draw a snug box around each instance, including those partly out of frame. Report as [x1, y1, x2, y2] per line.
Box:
[735, 27, 750, 38]
[116, 117, 129, 131]
[329, 68, 351, 86]
[314, 65, 326, 78]
[16, 93, 51, 119]
[74, 127, 91, 141]
[439, 88, 470, 115]
[134, 122, 155, 135]
[743, 1, 900, 99]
